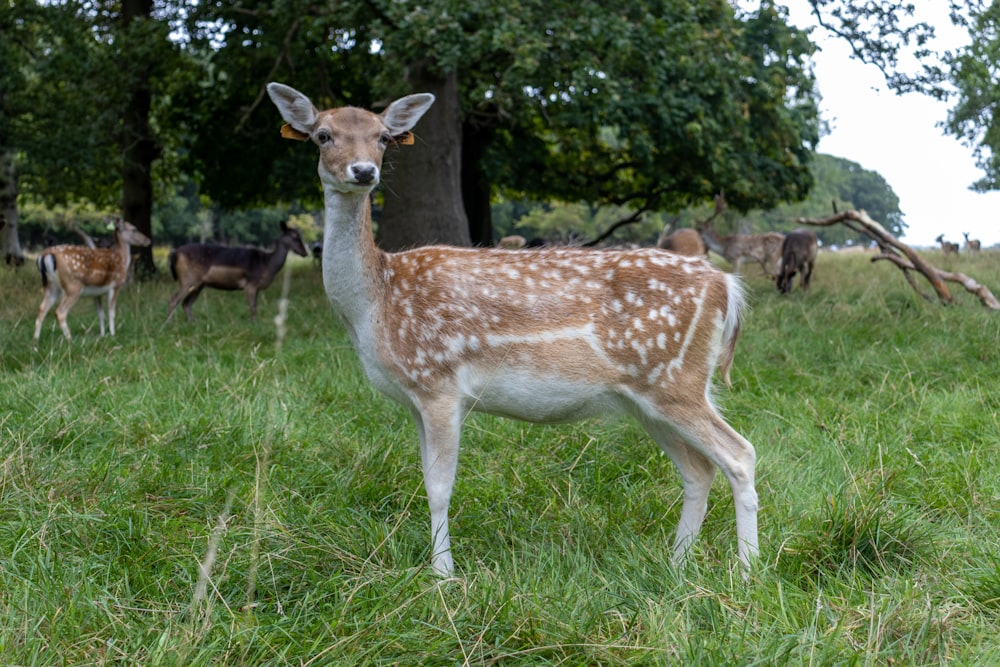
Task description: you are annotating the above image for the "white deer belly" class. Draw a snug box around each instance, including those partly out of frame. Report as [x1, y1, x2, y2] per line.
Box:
[80, 284, 114, 298]
[458, 366, 623, 423]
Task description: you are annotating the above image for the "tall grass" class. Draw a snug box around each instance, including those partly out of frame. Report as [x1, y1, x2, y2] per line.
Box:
[1, 249, 999, 665]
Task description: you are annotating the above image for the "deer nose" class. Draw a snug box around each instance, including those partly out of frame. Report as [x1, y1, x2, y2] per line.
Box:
[351, 163, 377, 184]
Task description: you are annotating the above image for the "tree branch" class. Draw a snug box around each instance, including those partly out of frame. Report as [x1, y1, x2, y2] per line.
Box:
[583, 209, 645, 247]
[796, 209, 999, 310]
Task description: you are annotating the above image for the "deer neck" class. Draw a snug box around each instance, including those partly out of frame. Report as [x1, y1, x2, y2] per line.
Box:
[701, 227, 728, 256]
[262, 240, 290, 286]
[114, 233, 133, 276]
[321, 185, 387, 325]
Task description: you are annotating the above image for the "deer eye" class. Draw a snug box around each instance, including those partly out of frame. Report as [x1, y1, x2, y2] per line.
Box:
[316, 130, 332, 145]
[379, 132, 392, 145]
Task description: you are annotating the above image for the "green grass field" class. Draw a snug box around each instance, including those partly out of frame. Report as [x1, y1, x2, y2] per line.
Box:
[1, 248, 999, 665]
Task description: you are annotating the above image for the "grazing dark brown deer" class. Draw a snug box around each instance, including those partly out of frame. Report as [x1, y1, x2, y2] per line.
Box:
[34, 217, 151, 343]
[776, 229, 818, 294]
[267, 82, 759, 577]
[165, 221, 308, 322]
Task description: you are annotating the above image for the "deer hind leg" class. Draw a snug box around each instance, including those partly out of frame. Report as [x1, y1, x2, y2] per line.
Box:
[166, 282, 200, 322]
[642, 419, 717, 563]
[642, 404, 758, 569]
[180, 285, 204, 321]
[106, 287, 122, 335]
[802, 260, 814, 290]
[410, 400, 462, 577]
[166, 286, 186, 322]
[34, 287, 61, 342]
[94, 296, 107, 336]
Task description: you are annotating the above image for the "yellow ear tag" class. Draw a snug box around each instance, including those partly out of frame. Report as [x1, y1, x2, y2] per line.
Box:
[280, 124, 310, 141]
[393, 132, 414, 145]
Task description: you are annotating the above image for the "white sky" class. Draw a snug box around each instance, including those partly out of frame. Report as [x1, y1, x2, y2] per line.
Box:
[783, 1, 1000, 248]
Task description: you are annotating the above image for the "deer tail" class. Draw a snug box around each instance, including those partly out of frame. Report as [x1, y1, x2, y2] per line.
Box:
[37, 253, 55, 288]
[168, 248, 178, 281]
[718, 273, 746, 389]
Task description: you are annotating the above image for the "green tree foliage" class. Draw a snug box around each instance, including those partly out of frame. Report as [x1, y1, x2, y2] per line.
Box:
[7, 0, 188, 272]
[944, 2, 1000, 192]
[11, 0, 991, 257]
[803, 1, 1000, 196]
[174, 0, 820, 246]
[798, 0, 941, 93]
[486, 1, 819, 215]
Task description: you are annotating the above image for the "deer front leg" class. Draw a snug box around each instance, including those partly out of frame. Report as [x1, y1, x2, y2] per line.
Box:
[106, 286, 122, 336]
[245, 287, 259, 321]
[412, 401, 462, 577]
[94, 296, 107, 336]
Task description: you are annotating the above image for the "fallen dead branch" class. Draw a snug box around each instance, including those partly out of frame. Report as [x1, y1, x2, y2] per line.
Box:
[795, 209, 999, 311]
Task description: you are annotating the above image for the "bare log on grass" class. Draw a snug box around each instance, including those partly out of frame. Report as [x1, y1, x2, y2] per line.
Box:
[795, 209, 1000, 311]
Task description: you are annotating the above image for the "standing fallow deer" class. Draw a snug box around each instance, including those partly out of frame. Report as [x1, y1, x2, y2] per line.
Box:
[935, 234, 960, 255]
[963, 232, 981, 253]
[34, 217, 151, 343]
[657, 226, 706, 257]
[776, 229, 818, 294]
[165, 221, 308, 322]
[700, 225, 784, 277]
[267, 82, 759, 577]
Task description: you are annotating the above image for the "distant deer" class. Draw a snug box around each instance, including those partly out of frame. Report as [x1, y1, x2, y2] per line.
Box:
[935, 234, 959, 255]
[963, 232, 981, 253]
[656, 226, 706, 257]
[700, 224, 784, 277]
[267, 82, 758, 577]
[34, 217, 151, 343]
[496, 235, 527, 249]
[776, 229, 818, 294]
[165, 221, 308, 322]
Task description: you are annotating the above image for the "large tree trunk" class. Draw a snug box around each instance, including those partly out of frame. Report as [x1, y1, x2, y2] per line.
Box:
[0, 147, 24, 266]
[121, 0, 158, 277]
[378, 65, 469, 250]
[462, 122, 495, 246]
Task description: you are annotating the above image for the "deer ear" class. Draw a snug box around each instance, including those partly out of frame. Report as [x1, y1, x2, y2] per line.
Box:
[267, 83, 319, 138]
[381, 93, 435, 135]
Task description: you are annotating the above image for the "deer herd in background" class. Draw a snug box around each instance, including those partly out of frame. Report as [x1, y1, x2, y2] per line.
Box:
[655, 216, 818, 295]
[28, 208, 984, 345]
[32, 217, 307, 344]
[936, 232, 980, 255]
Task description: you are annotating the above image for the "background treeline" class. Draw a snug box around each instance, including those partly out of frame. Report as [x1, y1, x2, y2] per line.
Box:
[17, 152, 900, 252]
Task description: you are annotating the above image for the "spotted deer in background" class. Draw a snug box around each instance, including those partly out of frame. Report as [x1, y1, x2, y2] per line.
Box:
[34, 217, 150, 344]
[267, 82, 759, 577]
